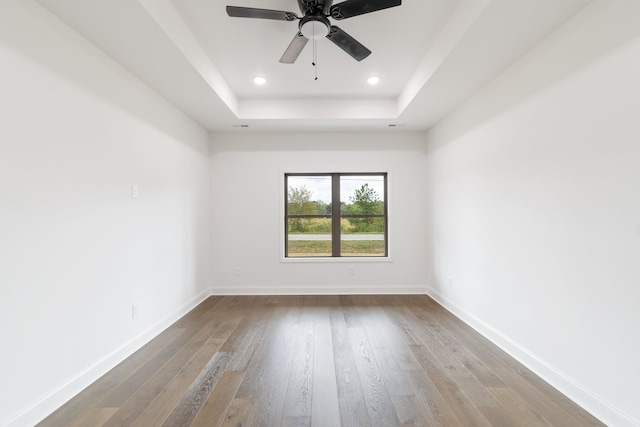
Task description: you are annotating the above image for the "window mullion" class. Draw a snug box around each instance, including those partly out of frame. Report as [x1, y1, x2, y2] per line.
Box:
[331, 173, 341, 257]
[384, 173, 388, 256]
[284, 174, 289, 257]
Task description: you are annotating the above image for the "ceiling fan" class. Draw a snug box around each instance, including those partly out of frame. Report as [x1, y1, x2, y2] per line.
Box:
[226, 0, 401, 63]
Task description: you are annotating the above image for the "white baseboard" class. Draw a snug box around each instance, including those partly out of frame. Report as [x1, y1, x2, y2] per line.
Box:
[5, 288, 212, 427]
[11, 286, 635, 427]
[210, 284, 428, 296]
[425, 286, 639, 427]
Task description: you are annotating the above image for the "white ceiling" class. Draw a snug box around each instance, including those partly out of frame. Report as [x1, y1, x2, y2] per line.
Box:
[36, 0, 592, 133]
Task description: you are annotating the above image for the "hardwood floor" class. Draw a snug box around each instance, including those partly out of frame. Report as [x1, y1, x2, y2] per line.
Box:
[38, 295, 604, 427]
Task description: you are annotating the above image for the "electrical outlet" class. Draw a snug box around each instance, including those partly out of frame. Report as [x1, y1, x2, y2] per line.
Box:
[348, 266, 355, 276]
[131, 185, 140, 199]
[233, 267, 241, 276]
[132, 304, 139, 318]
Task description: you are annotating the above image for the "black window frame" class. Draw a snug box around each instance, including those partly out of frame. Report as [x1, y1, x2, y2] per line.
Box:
[284, 172, 388, 258]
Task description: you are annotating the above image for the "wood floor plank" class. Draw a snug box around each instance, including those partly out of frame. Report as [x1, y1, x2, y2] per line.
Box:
[330, 304, 372, 427]
[377, 298, 422, 371]
[282, 305, 316, 425]
[220, 397, 258, 427]
[410, 343, 493, 427]
[235, 300, 301, 398]
[311, 306, 341, 427]
[407, 367, 460, 427]
[492, 367, 588, 427]
[410, 313, 528, 427]
[68, 407, 118, 427]
[414, 332, 519, 427]
[190, 370, 245, 427]
[489, 386, 553, 427]
[160, 351, 231, 427]
[391, 395, 430, 426]
[360, 312, 414, 397]
[170, 296, 219, 329]
[408, 302, 507, 388]
[338, 397, 371, 427]
[340, 295, 363, 329]
[348, 327, 401, 427]
[222, 304, 273, 372]
[382, 298, 423, 347]
[234, 302, 301, 426]
[407, 314, 500, 409]
[330, 308, 364, 400]
[129, 338, 225, 427]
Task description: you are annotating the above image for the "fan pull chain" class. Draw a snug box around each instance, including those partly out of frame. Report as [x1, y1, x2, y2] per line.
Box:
[313, 39, 318, 80]
[312, 22, 318, 80]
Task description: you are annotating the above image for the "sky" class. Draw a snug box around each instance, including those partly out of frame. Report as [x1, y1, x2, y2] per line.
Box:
[288, 175, 385, 204]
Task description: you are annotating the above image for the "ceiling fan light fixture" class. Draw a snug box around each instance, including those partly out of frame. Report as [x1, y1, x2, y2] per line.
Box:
[300, 17, 330, 39]
[367, 76, 381, 85]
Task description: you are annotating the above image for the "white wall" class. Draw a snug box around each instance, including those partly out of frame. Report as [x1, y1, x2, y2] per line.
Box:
[210, 132, 429, 295]
[0, 2, 211, 425]
[424, 1, 640, 425]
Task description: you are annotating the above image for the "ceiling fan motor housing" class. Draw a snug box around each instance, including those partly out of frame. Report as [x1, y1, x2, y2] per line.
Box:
[297, 0, 333, 15]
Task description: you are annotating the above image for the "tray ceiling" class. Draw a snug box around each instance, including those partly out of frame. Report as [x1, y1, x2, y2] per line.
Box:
[36, 0, 592, 132]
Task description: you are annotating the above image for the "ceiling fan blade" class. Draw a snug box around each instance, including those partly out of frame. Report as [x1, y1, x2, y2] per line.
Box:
[326, 26, 371, 61]
[280, 32, 309, 63]
[226, 6, 298, 21]
[330, 0, 401, 20]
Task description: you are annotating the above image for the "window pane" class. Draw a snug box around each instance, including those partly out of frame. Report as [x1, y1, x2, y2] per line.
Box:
[341, 217, 385, 256]
[341, 231, 385, 257]
[287, 176, 332, 216]
[340, 175, 385, 215]
[341, 216, 385, 234]
[287, 218, 332, 257]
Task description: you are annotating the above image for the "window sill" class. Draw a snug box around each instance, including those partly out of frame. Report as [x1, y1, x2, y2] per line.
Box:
[280, 256, 393, 263]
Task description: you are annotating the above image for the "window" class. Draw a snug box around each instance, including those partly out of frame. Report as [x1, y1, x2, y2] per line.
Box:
[285, 173, 388, 258]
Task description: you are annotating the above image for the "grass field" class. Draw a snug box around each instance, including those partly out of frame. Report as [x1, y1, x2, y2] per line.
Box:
[287, 240, 384, 257]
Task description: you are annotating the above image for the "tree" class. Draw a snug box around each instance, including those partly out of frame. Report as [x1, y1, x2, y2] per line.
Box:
[347, 184, 383, 232]
[288, 185, 313, 213]
[349, 183, 379, 214]
[288, 185, 316, 232]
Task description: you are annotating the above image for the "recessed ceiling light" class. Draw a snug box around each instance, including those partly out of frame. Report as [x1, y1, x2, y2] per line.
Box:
[253, 76, 267, 85]
[367, 76, 380, 85]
